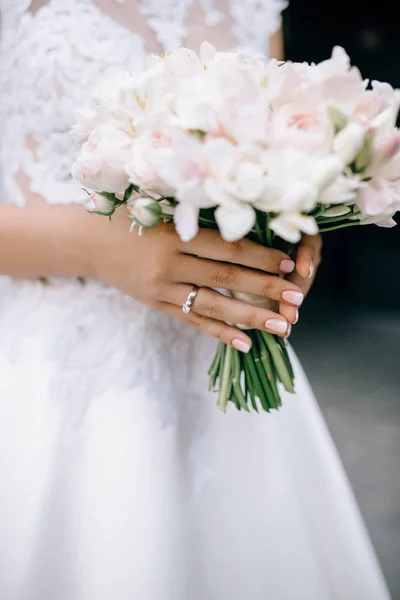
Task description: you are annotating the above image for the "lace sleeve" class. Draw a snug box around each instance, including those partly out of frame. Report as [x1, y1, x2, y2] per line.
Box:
[0, 0, 145, 207]
[0, 0, 288, 207]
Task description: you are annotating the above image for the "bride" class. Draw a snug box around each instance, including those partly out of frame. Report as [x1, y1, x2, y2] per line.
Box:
[0, 1, 391, 599]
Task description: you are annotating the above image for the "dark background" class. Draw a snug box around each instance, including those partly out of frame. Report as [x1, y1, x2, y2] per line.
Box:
[284, 3, 400, 596]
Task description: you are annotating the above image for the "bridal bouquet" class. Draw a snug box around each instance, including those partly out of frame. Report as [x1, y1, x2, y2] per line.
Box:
[72, 43, 400, 413]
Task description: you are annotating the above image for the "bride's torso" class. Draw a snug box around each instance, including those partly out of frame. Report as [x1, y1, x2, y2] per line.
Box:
[0, 0, 286, 473]
[0, 0, 286, 421]
[0, 0, 285, 208]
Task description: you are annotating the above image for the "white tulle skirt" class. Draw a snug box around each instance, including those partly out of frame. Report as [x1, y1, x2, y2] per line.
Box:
[0, 279, 390, 600]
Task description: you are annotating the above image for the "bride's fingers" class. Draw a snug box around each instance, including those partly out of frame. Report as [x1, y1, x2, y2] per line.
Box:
[159, 302, 253, 352]
[180, 229, 295, 275]
[173, 255, 305, 307]
[278, 302, 299, 326]
[295, 234, 322, 279]
[165, 285, 289, 337]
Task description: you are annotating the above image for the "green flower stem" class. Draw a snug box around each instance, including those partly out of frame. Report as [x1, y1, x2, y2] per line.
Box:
[243, 347, 266, 408]
[208, 342, 223, 391]
[243, 352, 258, 412]
[232, 348, 250, 412]
[256, 331, 281, 408]
[317, 211, 361, 225]
[262, 332, 294, 393]
[276, 336, 295, 381]
[218, 344, 233, 412]
[319, 221, 362, 233]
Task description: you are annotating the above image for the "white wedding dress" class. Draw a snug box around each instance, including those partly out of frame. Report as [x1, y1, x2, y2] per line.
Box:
[0, 2, 391, 599]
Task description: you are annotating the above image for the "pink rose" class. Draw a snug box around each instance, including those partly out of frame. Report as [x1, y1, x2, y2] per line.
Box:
[71, 124, 132, 193]
[269, 104, 334, 154]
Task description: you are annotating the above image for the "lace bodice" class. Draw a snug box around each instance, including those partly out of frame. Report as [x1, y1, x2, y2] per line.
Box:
[0, 0, 287, 207]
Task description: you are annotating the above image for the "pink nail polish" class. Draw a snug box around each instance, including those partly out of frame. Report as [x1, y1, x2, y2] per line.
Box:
[282, 290, 304, 306]
[265, 319, 288, 334]
[232, 338, 251, 353]
[294, 309, 299, 325]
[285, 324, 292, 339]
[308, 261, 315, 279]
[280, 259, 295, 274]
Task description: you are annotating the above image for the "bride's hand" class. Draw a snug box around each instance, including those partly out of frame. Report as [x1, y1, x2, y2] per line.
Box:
[93, 213, 305, 352]
[279, 234, 323, 335]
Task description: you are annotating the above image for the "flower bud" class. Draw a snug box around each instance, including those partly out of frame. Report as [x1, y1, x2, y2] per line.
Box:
[354, 131, 374, 172]
[127, 196, 162, 228]
[333, 122, 366, 165]
[312, 155, 344, 191]
[327, 105, 348, 133]
[91, 192, 116, 215]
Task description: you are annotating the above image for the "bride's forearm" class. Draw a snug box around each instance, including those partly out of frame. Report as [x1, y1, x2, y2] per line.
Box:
[0, 204, 98, 278]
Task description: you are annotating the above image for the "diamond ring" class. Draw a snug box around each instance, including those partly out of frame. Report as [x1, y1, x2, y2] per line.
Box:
[182, 285, 200, 314]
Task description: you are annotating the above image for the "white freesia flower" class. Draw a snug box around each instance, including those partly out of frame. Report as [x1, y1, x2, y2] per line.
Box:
[73, 104, 104, 140]
[140, 130, 214, 241]
[92, 65, 173, 136]
[309, 46, 367, 112]
[71, 124, 132, 192]
[333, 122, 366, 164]
[255, 149, 337, 214]
[319, 173, 362, 206]
[215, 203, 256, 241]
[370, 88, 400, 134]
[355, 81, 397, 121]
[204, 139, 269, 204]
[269, 213, 319, 243]
[356, 177, 400, 217]
[359, 213, 397, 227]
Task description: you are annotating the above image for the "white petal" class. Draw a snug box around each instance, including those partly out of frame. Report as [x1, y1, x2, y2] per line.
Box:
[360, 213, 397, 227]
[312, 156, 344, 191]
[269, 216, 302, 243]
[200, 41, 217, 65]
[174, 203, 199, 242]
[215, 203, 256, 241]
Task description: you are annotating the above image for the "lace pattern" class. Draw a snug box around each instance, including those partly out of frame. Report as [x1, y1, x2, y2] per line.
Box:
[0, 0, 287, 486]
[0, 0, 286, 206]
[0, 277, 215, 490]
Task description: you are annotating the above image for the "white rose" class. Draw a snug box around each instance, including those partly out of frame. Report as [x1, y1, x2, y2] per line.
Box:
[72, 124, 132, 193]
[126, 129, 175, 196]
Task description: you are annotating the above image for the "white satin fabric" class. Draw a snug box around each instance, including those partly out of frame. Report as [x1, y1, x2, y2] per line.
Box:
[0, 1, 391, 598]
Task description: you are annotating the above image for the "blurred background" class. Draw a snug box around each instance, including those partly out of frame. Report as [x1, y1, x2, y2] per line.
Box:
[285, 1, 400, 596]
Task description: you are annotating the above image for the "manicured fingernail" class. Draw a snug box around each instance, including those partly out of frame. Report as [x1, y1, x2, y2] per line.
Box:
[294, 309, 299, 325]
[232, 338, 251, 353]
[265, 319, 288, 334]
[308, 261, 314, 279]
[280, 259, 295, 274]
[282, 290, 304, 306]
[285, 324, 292, 339]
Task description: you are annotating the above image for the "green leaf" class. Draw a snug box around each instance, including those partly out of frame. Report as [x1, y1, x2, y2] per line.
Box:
[88, 209, 115, 217]
[98, 191, 117, 202]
